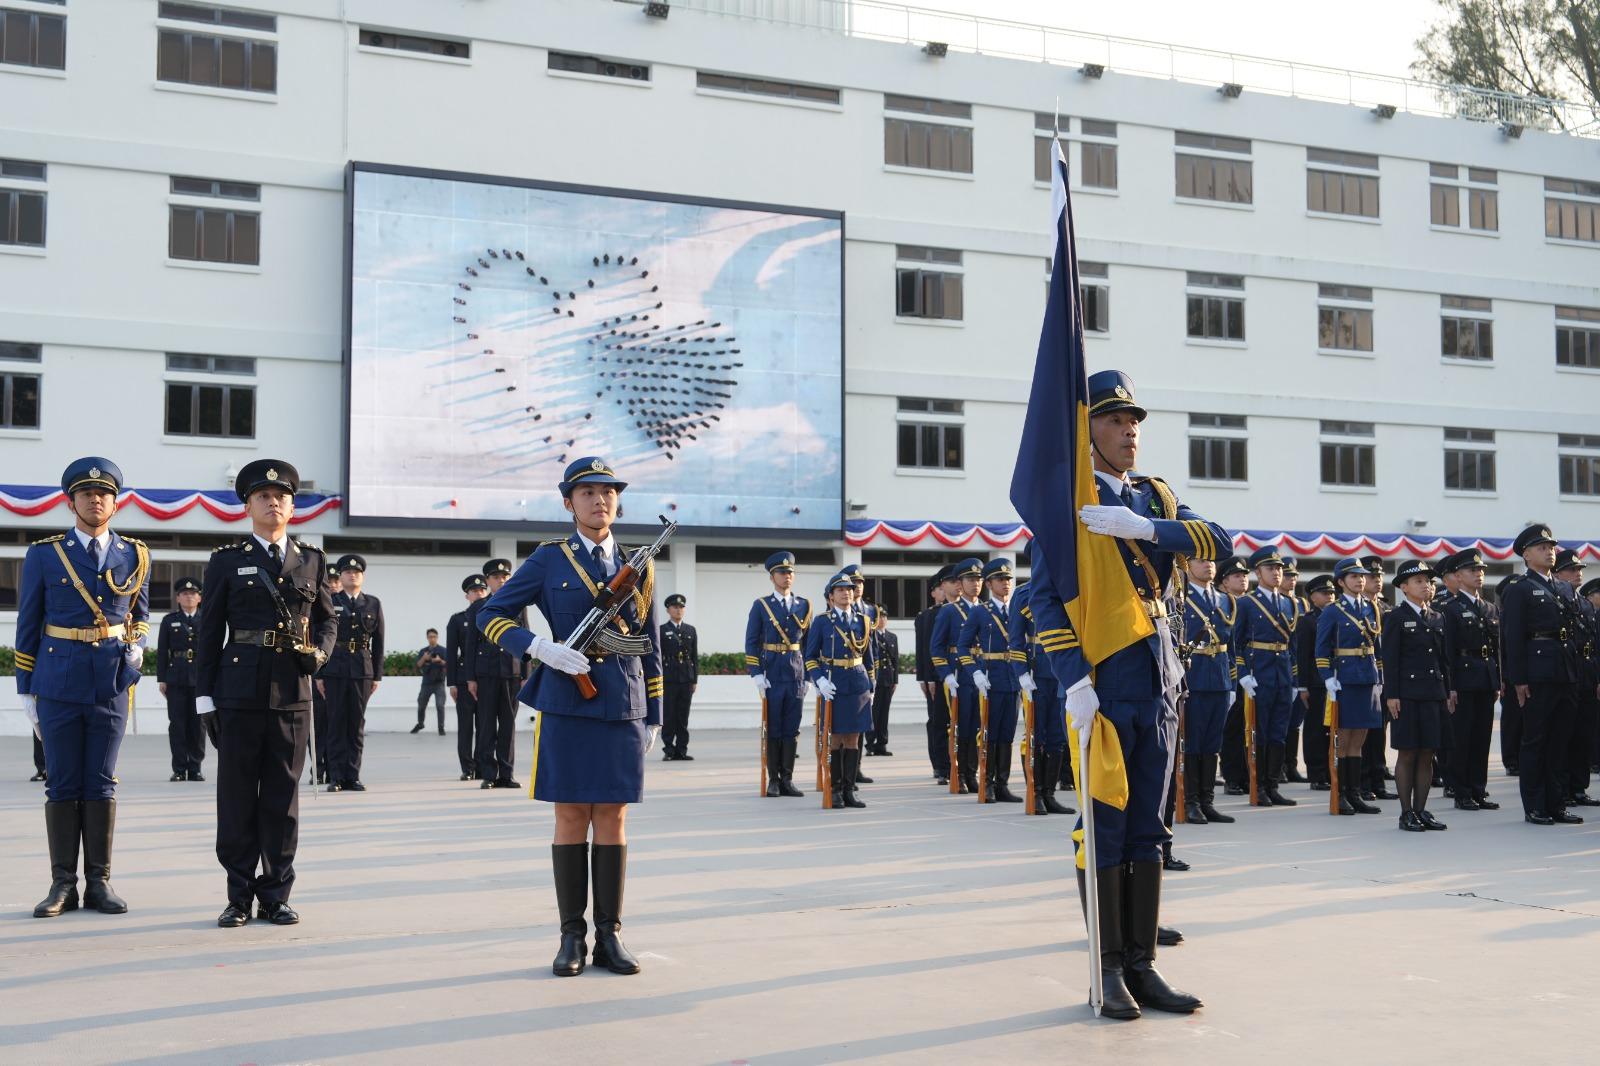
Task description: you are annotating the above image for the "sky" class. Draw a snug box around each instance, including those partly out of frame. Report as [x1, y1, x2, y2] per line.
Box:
[900, 0, 1445, 83]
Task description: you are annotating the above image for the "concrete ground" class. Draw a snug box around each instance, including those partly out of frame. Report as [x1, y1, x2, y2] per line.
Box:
[2, 728, 1597, 1065]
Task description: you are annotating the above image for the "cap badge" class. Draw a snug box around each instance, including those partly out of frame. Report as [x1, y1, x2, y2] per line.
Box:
[88, 466, 101, 479]
[590, 459, 605, 472]
[265, 467, 279, 481]
[1113, 385, 1129, 399]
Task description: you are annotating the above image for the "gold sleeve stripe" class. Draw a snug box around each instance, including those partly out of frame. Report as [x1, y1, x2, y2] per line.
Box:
[805, 660, 819, 670]
[16, 652, 35, 669]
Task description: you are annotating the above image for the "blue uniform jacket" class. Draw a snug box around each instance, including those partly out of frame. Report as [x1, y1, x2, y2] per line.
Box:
[1314, 596, 1380, 686]
[1237, 590, 1297, 688]
[477, 534, 662, 725]
[1182, 587, 1235, 692]
[15, 532, 150, 703]
[958, 598, 1019, 693]
[803, 609, 876, 697]
[931, 599, 977, 682]
[1007, 583, 1051, 683]
[1030, 475, 1229, 699]
[744, 593, 812, 685]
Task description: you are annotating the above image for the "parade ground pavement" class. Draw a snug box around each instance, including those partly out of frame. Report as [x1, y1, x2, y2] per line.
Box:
[3, 729, 1597, 1065]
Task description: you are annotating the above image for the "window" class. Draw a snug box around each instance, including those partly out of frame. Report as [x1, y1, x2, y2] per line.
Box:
[169, 177, 260, 265]
[1557, 306, 1600, 369]
[895, 245, 963, 321]
[1545, 177, 1600, 243]
[547, 50, 649, 81]
[1186, 272, 1245, 341]
[1429, 163, 1497, 232]
[157, 5, 277, 94]
[1559, 434, 1600, 497]
[166, 352, 256, 374]
[1441, 295, 1492, 362]
[1307, 147, 1380, 218]
[171, 176, 259, 200]
[1320, 420, 1375, 487]
[1033, 116, 1117, 189]
[1317, 283, 1374, 352]
[696, 71, 839, 104]
[1188, 413, 1248, 482]
[1443, 427, 1496, 492]
[884, 95, 972, 174]
[1174, 131, 1252, 204]
[1, 6, 66, 69]
[0, 158, 45, 248]
[1079, 260, 1109, 333]
[0, 340, 42, 361]
[897, 397, 964, 471]
[359, 29, 470, 59]
[862, 576, 926, 621]
[1, 367, 40, 428]
[165, 381, 254, 438]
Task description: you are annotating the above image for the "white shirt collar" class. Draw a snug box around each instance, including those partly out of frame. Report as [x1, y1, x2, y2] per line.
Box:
[575, 529, 617, 564]
[1403, 597, 1428, 614]
[1095, 470, 1130, 495]
[69, 527, 112, 559]
[252, 531, 289, 556]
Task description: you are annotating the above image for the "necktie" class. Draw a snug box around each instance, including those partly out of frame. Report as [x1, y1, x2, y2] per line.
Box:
[1120, 483, 1134, 509]
[269, 542, 282, 566]
[592, 544, 606, 575]
[86, 537, 100, 571]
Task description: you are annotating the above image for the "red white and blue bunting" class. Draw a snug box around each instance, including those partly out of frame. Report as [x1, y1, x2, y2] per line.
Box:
[0, 485, 341, 525]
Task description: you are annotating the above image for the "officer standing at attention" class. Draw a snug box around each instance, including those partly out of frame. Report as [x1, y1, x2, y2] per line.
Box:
[1214, 555, 1251, 795]
[196, 460, 336, 927]
[960, 558, 1024, 802]
[475, 456, 663, 977]
[1295, 573, 1337, 792]
[660, 593, 699, 760]
[1552, 550, 1600, 808]
[1009, 580, 1075, 815]
[1278, 557, 1308, 784]
[746, 551, 810, 798]
[1494, 571, 1524, 777]
[1027, 371, 1221, 1019]
[18, 457, 151, 919]
[318, 554, 384, 792]
[1179, 557, 1235, 824]
[933, 558, 985, 795]
[806, 572, 877, 809]
[1236, 547, 1298, 807]
[310, 563, 339, 784]
[463, 558, 525, 789]
[1359, 555, 1398, 801]
[447, 574, 488, 780]
[1317, 558, 1383, 815]
[916, 568, 951, 784]
[867, 607, 899, 757]
[1437, 549, 1500, 811]
[1383, 560, 1453, 831]
[158, 576, 206, 782]
[1501, 525, 1584, 826]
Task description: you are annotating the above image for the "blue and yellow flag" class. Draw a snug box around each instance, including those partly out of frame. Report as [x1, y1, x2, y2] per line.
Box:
[1008, 141, 1152, 667]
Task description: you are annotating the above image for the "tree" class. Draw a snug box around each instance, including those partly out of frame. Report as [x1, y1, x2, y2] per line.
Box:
[1413, 1, 1600, 129]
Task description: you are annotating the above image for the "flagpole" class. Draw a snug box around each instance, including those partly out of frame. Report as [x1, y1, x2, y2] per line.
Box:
[1077, 719, 1102, 1017]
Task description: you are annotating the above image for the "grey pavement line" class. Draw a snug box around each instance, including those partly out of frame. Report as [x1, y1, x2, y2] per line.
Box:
[1446, 890, 1600, 918]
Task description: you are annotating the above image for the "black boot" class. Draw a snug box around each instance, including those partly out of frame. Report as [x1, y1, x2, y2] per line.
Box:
[551, 843, 588, 976]
[591, 844, 640, 975]
[994, 742, 1022, 802]
[1264, 746, 1297, 806]
[34, 800, 82, 918]
[1183, 754, 1207, 824]
[779, 738, 804, 797]
[1346, 756, 1380, 813]
[1335, 757, 1356, 815]
[963, 737, 980, 796]
[1122, 861, 1203, 1013]
[842, 749, 867, 808]
[765, 738, 783, 797]
[1029, 746, 1049, 814]
[1042, 749, 1075, 814]
[829, 750, 844, 808]
[1076, 865, 1141, 1020]
[81, 799, 127, 914]
[1198, 754, 1234, 822]
[854, 744, 874, 785]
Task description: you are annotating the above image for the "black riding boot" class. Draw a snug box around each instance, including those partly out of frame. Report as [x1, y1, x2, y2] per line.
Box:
[1076, 864, 1140, 1020]
[551, 843, 588, 976]
[1183, 754, 1207, 824]
[1264, 746, 1297, 806]
[1043, 749, 1075, 814]
[842, 749, 866, 808]
[1198, 754, 1234, 822]
[994, 742, 1022, 803]
[829, 750, 844, 808]
[591, 844, 640, 975]
[34, 800, 81, 918]
[81, 799, 127, 914]
[779, 738, 804, 797]
[766, 739, 783, 797]
[1346, 756, 1380, 813]
[1122, 861, 1203, 1013]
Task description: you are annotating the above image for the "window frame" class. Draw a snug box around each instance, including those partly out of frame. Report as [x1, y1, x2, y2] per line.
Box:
[1319, 420, 1377, 490]
[894, 246, 964, 324]
[1545, 177, 1600, 245]
[163, 378, 257, 441]
[0, 366, 41, 430]
[1442, 427, 1497, 494]
[1173, 132, 1254, 207]
[1316, 283, 1375, 357]
[0, 158, 46, 250]
[1556, 305, 1600, 372]
[695, 70, 841, 109]
[1184, 272, 1246, 345]
[0, 6, 67, 71]
[1306, 148, 1381, 221]
[154, 9, 278, 97]
[1033, 116, 1118, 192]
[167, 179, 262, 269]
[1428, 163, 1498, 234]
[545, 49, 652, 85]
[1187, 413, 1249, 484]
[895, 398, 965, 474]
[1558, 436, 1600, 498]
[1440, 295, 1494, 364]
[358, 27, 472, 63]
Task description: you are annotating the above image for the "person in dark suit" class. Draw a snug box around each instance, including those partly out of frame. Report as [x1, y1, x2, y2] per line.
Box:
[915, 567, 951, 784]
[462, 558, 525, 788]
[310, 563, 338, 783]
[157, 576, 206, 782]
[318, 554, 383, 792]
[1552, 549, 1600, 808]
[660, 593, 698, 760]
[446, 574, 487, 780]
[195, 460, 337, 927]
[1437, 549, 1501, 811]
[868, 606, 899, 756]
[414, 629, 448, 735]
[1383, 560, 1453, 831]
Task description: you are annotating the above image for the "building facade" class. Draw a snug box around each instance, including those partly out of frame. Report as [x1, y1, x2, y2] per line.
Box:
[3, 0, 1599, 655]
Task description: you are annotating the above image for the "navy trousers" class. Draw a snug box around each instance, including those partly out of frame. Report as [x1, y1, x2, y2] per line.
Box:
[1075, 696, 1175, 869]
[38, 694, 127, 803]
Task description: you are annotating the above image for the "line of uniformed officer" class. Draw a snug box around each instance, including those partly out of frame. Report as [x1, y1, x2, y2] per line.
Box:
[461, 558, 529, 788]
[933, 557, 985, 795]
[746, 551, 810, 797]
[1008, 579, 1074, 815]
[959, 558, 1023, 802]
[157, 576, 206, 782]
[317, 553, 384, 792]
[660, 593, 699, 760]
[1236, 546, 1299, 807]
[1435, 548, 1502, 811]
[446, 573, 488, 780]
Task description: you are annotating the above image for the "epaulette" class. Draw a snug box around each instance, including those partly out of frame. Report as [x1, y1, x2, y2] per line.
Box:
[121, 534, 146, 546]
[294, 538, 324, 555]
[30, 533, 65, 545]
[211, 540, 247, 554]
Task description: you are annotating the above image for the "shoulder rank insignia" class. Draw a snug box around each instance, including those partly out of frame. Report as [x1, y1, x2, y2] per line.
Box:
[30, 533, 66, 545]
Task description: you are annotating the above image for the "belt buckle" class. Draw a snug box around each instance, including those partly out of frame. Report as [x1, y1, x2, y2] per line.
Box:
[262, 631, 279, 649]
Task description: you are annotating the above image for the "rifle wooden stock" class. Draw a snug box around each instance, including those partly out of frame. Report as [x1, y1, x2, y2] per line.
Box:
[977, 690, 990, 804]
[946, 684, 959, 795]
[759, 694, 769, 797]
[815, 696, 825, 792]
[1174, 694, 1187, 823]
[820, 698, 834, 809]
[1022, 694, 1036, 816]
[1327, 693, 1341, 815]
[1244, 692, 1259, 807]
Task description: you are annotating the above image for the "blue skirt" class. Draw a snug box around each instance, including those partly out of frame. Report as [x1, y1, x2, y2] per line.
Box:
[530, 711, 646, 804]
[826, 692, 873, 734]
[1337, 684, 1381, 730]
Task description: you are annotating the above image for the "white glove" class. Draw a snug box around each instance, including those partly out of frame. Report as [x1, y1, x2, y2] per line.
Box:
[816, 677, 837, 700]
[123, 642, 144, 668]
[196, 696, 215, 715]
[1064, 676, 1099, 733]
[972, 670, 991, 694]
[1325, 677, 1342, 696]
[1239, 675, 1258, 697]
[1018, 671, 1037, 694]
[644, 724, 661, 754]
[22, 694, 40, 739]
[1079, 504, 1156, 540]
[531, 635, 591, 676]
[753, 673, 771, 695]
[1226, 690, 1236, 710]
[942, 674, 959, 699]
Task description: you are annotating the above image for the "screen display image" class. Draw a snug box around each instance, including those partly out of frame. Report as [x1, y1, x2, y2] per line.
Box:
[345, 164, 844, 534]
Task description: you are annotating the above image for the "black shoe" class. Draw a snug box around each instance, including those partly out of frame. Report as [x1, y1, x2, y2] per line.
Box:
[1198, 804, 1234, 823]
[345, 780, 366, 792]
[499, 779, 522, 790]
[30, 770, 47, 782]
[217, 903, 250, 927]
[410, 723, 424, 734]
[1184, 803, 1208, 825]
[1384, 767, 1395, 780]
[1443, 785, 1456, 798]
[439, 728, 446, 736]
[1418, 810, 1447, 830]
[778, 777, 804, 798]
[480, 780, 494, 790]
[1310, 780, 1331, 791]
[316, 770, 328, 785]
[1224, 784, 1246, 795]
[170, 772, 187, 782]
[879, 748, 893, 757]
[765, 778, 781, 797]
[1553, 811, 1584, 824]
[662, 750, 676, 761]
[1123, 862, 1203, 1014]
[327, 783, 344, 793]
[34, 800, 81, 918]
[1400, 811, 1425, 832]
[1571, 792, 1600, 807]
[1285, 767, 1307, 783]
[1476, 796, 1501, 810]
[1526, 811, 1554, 825]
[1374, 786, 1399, 800]
[460, 772, 472, 781]
[1505, 766, 1519, 776]
[1361, 789, 1377, 801]
[188, 770, 205, 782]
[1163, 854, 1190, 872]
[553, 932, 587, 977]
[257, 900, 299, 925]
[1157, 925, 1184, 946]
[935, 776, 950, 786]
[1454, 796, 1481, 811]
[81, 800, 127, 914]
[678, 753, 694, 761]
[1266, 788, 1298, 807]
[842, 750, 867, 807]
[994, 783, 1023, 803]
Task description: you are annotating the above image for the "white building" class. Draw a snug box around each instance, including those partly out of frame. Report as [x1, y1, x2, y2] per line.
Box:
[4, 0, 1600, 658]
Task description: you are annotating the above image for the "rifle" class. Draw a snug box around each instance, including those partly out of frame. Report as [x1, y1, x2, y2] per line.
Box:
[561, 515, 677, 701]
[1076, 716, 1103, 1017]
[1021, 693, 1036, 815]
[946, 684, 959, 795]
[1326, 692, 1341, 815]
[815, 695, 825, 792]
[977, 690, 990, 803]
[759, 693, 769, 797]
[820, 698, 834, 809]
[1244, 691, 1259, 807]
[1173, 693, 1187, 823]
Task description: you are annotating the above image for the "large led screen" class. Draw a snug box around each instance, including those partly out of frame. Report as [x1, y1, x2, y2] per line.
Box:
[344, 163, 844, 534]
